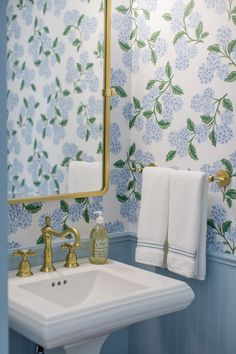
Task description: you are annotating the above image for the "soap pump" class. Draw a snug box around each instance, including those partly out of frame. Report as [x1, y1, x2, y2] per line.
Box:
[89, 211, 109, 265]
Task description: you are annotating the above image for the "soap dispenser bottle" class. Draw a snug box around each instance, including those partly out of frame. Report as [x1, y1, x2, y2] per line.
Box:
[89, 211, 109, 264]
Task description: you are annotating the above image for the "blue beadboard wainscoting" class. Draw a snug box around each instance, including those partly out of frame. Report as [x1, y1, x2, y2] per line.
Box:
[9, 233, 236, 354]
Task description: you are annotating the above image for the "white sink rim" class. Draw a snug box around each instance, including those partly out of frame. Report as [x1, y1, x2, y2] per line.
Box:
[9, 259, 194, 349]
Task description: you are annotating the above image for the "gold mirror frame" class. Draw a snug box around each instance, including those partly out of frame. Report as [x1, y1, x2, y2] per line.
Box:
[8, 0, 112, 205]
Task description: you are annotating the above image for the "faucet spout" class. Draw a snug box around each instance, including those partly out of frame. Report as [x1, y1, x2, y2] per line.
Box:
[40, 217, 81, 272]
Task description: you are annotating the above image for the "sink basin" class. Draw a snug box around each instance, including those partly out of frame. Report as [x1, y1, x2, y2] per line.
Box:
[9, 259, 194, 354]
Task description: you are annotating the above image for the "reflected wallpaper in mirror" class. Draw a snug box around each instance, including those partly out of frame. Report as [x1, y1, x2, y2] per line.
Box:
[7, 0, 105, 199]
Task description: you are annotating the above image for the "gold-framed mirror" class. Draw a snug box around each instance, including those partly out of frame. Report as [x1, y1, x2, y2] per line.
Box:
[7, 0, 112, 205]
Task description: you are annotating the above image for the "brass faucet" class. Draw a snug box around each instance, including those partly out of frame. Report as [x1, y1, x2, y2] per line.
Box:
[40, 216, 81, 272]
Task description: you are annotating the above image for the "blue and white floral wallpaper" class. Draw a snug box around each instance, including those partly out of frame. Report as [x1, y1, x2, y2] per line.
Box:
[8, 0, 236, 257]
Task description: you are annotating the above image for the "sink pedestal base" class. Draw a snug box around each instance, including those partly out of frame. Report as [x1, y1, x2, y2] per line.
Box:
[45, 335, 108, 354]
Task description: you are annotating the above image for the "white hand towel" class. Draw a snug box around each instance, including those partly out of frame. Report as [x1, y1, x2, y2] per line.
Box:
[135, 167, 173, 267]
[68, 161, 102, 193]
[167, 170, 209, 280]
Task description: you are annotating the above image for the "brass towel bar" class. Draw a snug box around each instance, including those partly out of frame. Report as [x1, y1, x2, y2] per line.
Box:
[131, 164, 231, 187]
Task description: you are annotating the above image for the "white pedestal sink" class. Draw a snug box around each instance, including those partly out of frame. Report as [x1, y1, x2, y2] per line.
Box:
[9, 259, 194, 354]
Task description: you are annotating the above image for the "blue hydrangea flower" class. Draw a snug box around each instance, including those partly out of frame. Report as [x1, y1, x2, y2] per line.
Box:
[135, 149, 154, 166]
[191, 88, 214, 115]
[89, 197, 104, 220]
[168, 128, 190, 157]
[120, 199, 139, 224]
[111, 68, 127, 87]
[198, 63, 214, 84]
[226, 225, 236, 242]
[105, 221, 125, 233]
[88, 96, 103, 116]
[63, 143, 78, 159]
[21, 2, 34, 25]
[204, 0, 227, 14]
[123, 47, 140, 73]
[207, 226, 224, 253]
[216, 124, 233, 144]
[112, 14, 132, 42]
[8, 240, 22, 250]
[81, 17, 97, 40]
[136, 0, 158, 11]
[216, 64, 230, 80]
[229, 151, 236, 168]
[7, 92, 19, 111]
[216, 25, 232, 46]
[211, 204, 227, 224]
[195, 123, 209, 143]
[170, 0, 185, 32]
[155, 38, 168, 57]
[110, 123, 121, 155]
[8, 205, 32, 234]
[188, 11, 202, 28]
[68, 203, 82, 223]
[143, 119, 163, 145]
[110, 168, 131, 195]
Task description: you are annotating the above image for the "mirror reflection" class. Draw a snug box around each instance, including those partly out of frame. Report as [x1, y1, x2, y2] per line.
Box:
[7, 0, 105, 200]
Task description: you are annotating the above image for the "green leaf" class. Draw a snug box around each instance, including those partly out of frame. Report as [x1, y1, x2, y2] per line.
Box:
[187, 118, 195, 132]
[195, 21, 203, 39]
[36, 235, 44, 245]
[162, 13, 172, 21]
[82, 207, 90, 223]
[226, 198, 232, 208]
[114, 86, 127, 97]
[129, 143, 136, 157]
[146, 79, 156, 90]
[117, 194, 129, 203]
[60, 200, 69, 213]
[208, 44, 221, 53]
[207, 219, 216, 229]
[143, 9, 150, 20]
[116, 5, 128, 14]
[63, 26, 71, 35]
[227, 39, 236, 54]
[119, 41, 131, 51]
[31, 83, 36, 91]
[155, 100, 162, 114]
[143, 110, 153, 118]
[188, 142, 198, 160]
[137, 39, 146, 48]
[221, 159, 233, 176]
[201, 115, 212, 124]
[166, 150, 176, 162]
[77, 15, 85, 27]
[209, 129, 217, 146]
[165, 62, 172, 78]
[151, 48, 157, 65]
[184, 0, 195, 18]
[133, 97, 141, 109]
[53, 37, 58, 48]
[222, 221, 232, 233]
[149, 31, 160, 43]
[222, 98, 233, 111]
[226, 189, 236, 200]
[63, 89, 70, 96]
[28, 156, 33, 162]
[135, 192, 141, 201]
[61, 157, 71, 167]
[172, 85, 184, 95]
[75, 86, 82, 94]
[128, 180, 135, 191]
[28, 35, 34, 43]
[23, 98, 28, 108]
[24, 203, 42, 214]
[86, 62, 94, 70]
[129, 116, 137, 129]
[56, 77, 60, 87]
[43, 26, 49, 33]
[224, 71, 236, 82]
[113, 160, 126, 168]
[201, 31, 209, 39]
[89, 117, 96, 124]
[75, 197, 87, 205]
[158, 120, 170, 129]
[34, 60, 41, 66]
[173, 31, 185, 44]
[76, 151, 83, 160]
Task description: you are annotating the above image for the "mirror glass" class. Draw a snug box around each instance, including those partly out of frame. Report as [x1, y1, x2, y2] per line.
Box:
[7, 0, 108, 201]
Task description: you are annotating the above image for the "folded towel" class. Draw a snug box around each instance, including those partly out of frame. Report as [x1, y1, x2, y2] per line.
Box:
[167, 170, 209, 280]
[68, 161, 102, 193]
[135, 167, 173, 267]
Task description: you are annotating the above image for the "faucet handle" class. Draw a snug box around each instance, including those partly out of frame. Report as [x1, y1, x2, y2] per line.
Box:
[61, 243, 80, 268]
[13, 249, 36, 277]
